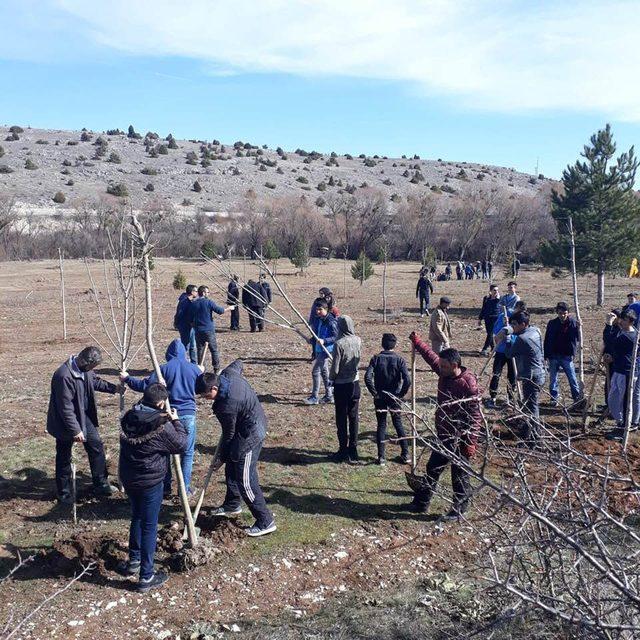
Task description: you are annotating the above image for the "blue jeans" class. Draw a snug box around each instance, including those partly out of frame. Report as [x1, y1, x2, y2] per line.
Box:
[311, 354, 332, 399]
[164, 414, 196, 493]
[127, 481, 163, 580]
[178, 327, 197, 363]
[548, 356, 581, 402]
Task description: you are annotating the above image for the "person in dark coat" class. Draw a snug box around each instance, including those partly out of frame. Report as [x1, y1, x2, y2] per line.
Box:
[603, 309, 622, 405]
[117, 383, 187, 592]
[173, 284, 198, 363]
[409, 332, 482, 520]
[46, 346, 122, 503]
[444, 263, 452, 280]
[477, 284, 501, 354]
[196, 362, 276, 537]
[543, 302, 582, 405]
[190, 285, 233, 373]
[416, 272, 434, 317]
[364, 333, 411, 465]
[242, 279, 268, 332]
[227, 275, 241, 331]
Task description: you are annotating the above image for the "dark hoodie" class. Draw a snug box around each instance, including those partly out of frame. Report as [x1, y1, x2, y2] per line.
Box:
[119, 402, 188, 490]
[173, 292, 193, 332]
[364, 351, 411, 399]
[212, 360, 267, 462]
[125, 340, 202, 416]
[329, 316, 361, 384]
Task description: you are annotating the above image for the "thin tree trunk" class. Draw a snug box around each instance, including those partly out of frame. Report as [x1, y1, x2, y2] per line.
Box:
[411, 346, 417, 470]
[623, 329, 640, 451]
[597, 264, 605, 307]
[567, 217, 584, 387]
[382, 255, 388, 323]
[58, 248, 67, 341]
[131, 214, 198, 547]
[343, 249, 348, 300]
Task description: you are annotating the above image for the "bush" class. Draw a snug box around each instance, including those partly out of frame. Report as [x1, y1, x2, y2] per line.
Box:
[363, 158, 376, 167]
[186, 151, 198, 165]
[296, 176, 309, 184]
[67, 140, 78, 146]
[193, 180, 202, 192]
[168, 137, 178, 150]
[107, 182, 129, 197]
[315, 196, 326, 207]
[173, 270, 187, 290]
[182, 198, 192, 206]
[157, 144, 168, 155]
[5, 132, 19, 141]
[144, 183, 155, 192]
[52, 191, 66, 203]
[107, 152, 121, 164]
[351, 251, 374, 285]
[66, 179, 74, 186]
[0, 145, 4, 158]
[35, 139, 48, 145]
[127, 125, 142, 140]
[106, 129, 124, 136]
[141, 167, 158, 175]
[0, 165, 13, 174]
[80, 131, 92, 142]
[9, 125, 24, 134]
[24, 159, 37, 170]
[317, 182, 326, 191]
[264, 182, 276, 189]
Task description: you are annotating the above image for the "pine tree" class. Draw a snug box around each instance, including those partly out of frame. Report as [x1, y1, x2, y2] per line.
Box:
[540, 124, 640, 306]
[351, 251, 374, 285]
[290, 238, 310, 275]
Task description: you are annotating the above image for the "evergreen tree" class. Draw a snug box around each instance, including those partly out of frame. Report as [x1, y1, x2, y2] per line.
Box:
[290, 238, 310, 274]
[351, 251, 374, 285]
[540, 124, 640, 305]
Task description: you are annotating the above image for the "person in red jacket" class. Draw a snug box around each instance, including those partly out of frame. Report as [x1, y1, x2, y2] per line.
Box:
[408, 331, 482, 520]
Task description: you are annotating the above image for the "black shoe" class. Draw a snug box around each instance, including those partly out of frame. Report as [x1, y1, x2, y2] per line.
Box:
[93, 483, 115, 497]
[408, 501, 429, 514]
[137, 571, 169, 593]
[376, 457, 386, 466]
[348, 449, 359, 462]
[399, 454, 410, 465]
[329, 451, 348, 463]
[115, 560, 141, 577]
[605, 427, 625, 442]
[57, 493, 74, 505]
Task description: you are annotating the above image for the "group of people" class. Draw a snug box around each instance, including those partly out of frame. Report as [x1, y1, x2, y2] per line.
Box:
[45, 266, 640, 594]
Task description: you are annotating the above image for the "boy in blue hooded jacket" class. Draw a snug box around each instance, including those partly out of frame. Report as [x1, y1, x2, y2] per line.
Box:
[121, 339, 202, 495]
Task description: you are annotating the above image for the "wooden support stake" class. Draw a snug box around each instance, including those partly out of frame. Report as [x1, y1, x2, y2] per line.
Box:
[411, 345, 417, 471]
[71, 446, 77, 525]
[582, 350, 604, 432]
[568, 216, 585, 388]
[58, 248, 67, 341]
[623, 328, 640, 451]
[130, 213, 198, 548]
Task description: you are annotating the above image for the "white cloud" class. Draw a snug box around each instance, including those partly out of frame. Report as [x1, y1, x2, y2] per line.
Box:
[15, 0, 640, 120]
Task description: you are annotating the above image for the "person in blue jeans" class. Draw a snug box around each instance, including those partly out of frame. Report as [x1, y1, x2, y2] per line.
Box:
[121, 339, 202, 496]
[305, 300, 339, 405]
[543, 301, 582, 406]
[117, 383, 187, 592]
[190, 285, 234, 373]
[173, 285, 198, 363]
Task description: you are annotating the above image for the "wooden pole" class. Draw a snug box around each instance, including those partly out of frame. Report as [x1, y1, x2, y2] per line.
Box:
[130, 214, 198, 547]
[411, 345, 417, 471]
[58, 248, 67, 341]
[71, 446, 77, 525]
[582, 350, 604, 432]
[382, 252, 388, 324]
[622, 328, 640, 451]
[568, 216, 585, 388]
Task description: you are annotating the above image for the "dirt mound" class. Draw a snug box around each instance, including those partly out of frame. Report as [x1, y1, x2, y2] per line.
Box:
[198, 514, 246, 548]
[42, 533, 124, 578]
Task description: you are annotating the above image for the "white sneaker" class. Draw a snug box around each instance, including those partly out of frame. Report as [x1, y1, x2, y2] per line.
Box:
[246, 521, 277, 537]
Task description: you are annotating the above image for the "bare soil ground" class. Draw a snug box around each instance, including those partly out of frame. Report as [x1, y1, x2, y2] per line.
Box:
[0, 258, 636, 639]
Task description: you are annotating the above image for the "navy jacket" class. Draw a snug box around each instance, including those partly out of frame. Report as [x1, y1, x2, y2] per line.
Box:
[119, 403, 188, 491]
[364, 351, 411, 400]
[125, 340, 201, 416]
[46, 358, 117, 440]
[612, 329, 639, 375]
[242, 280, 267, 309]
[416, 276, 434, 297]
[190, 296, 225, 333]
[173, 293, 193, 332]
[212, 360, 267, 462]
[261, 281, 272, 303]
[227, 281, 240, 305]
[603, 324, 620, 356]
[478, 296, 501, 322]
[544, 317, 580, 359]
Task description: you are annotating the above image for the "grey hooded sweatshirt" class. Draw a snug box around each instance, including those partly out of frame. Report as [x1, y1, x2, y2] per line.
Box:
[504, 325, 546, 383]
[329, 316, 362, 384]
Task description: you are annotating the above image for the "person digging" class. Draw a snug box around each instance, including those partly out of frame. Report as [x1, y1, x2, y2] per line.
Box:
[406, 332, 482, 521]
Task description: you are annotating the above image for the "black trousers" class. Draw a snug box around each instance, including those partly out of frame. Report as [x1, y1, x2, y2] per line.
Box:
[334, 381, 361, 454]
[195, 330, 220, 372]
[222, 442, 273, 528]
[374, 396, 408, 459]
[521, 379, 542, 444]
[248, 307, 264, 332]
[418, 292, 430, 315]
[482, 317, 498, 351]
[414, 442, 471, 514]
[55, 420, 108, 498]
[230, 307, 240, 330]
[489, 352, 516, 399]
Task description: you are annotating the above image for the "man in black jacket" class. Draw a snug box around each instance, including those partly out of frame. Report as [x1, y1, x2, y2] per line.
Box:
[543, 302, 582, 406]
[416, 272, 434, 318]
[227, 275, 241, 331]
[364, 333, 411, 465]
[117, 383, 187, 592]
[196, 362, 276, 537]
[242, 279, 268, 332]
[47, 346, 122, 503]
[477, 284, 501, 354]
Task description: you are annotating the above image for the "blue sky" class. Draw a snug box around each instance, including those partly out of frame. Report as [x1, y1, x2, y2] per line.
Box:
[1, 0, 639, 179]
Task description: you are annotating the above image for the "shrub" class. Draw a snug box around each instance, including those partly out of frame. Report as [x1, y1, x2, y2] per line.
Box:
[9, 125, 24, 134]
[296, 176, 309, 184]
[173, 270, 187, 290]
[0, 165, 13, 174]
[193, 180, 202, 192]
[182, 198, 192, 206]
[80, 131, 92, 142]
[264, 182, 276, 189]
[66, 179, 74, 186]
[317, 182, 326, 191]
[351, 251, 374, 285]
[528, 176, 537, 185]
[107, 152, 121, 164]
[35, 139, 48, 145]
[157, 144, 168, 155]
[67, 140, 78, 146]
[363, 158, 376, 167]
[186, 151, 198, 165]
[106, 129, 124, 136]
[258, 164, 267, 172]
[5, 132, 19, 141]
[107, 182, 129, 197]
[315, 196, 326, 208]
[61, 168, 71, 175]
[382, 178, 392, 186]
[141, 167, 158, 175]
[201, 158, 211, 168]
[144, 183, 155, 192]
[127, 125, 142, 139]
[0, 145, 4, 158]
[441, 184, 456, 194]
[168, 137, 178, 150]
[52, 191, 66, 203]
[276, 167, 284, 174]
[24, 159, 37, 170]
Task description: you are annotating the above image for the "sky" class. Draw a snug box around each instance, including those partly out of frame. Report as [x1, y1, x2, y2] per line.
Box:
[1, 0, 639, 178]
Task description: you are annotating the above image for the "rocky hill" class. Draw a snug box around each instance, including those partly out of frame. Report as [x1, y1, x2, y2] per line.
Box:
[0, 125, 548, 219]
